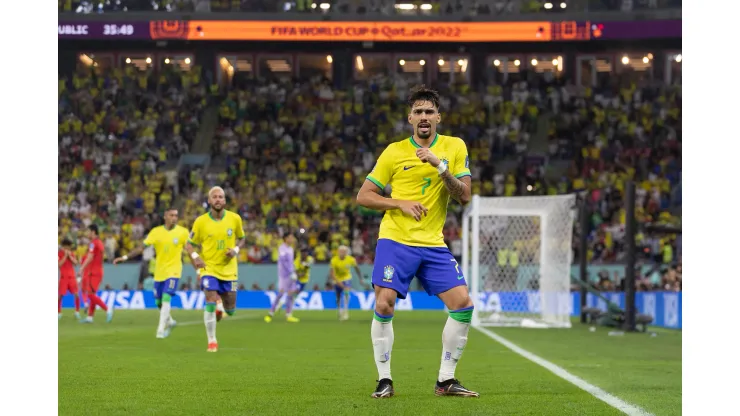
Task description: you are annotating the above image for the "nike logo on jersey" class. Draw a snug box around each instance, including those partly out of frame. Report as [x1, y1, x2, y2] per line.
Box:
[403, 166, 414, 170]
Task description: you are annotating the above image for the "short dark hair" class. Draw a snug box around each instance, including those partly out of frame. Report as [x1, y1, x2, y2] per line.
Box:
[61, 238, 73, 247]
[88, 224, 99, 235]
[407, 85, 441, 110]
[164, 207, 177, 213]
[283, 231, 295, 240]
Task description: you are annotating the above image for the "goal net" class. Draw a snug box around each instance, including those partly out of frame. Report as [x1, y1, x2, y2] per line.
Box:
[462, 194, 576, 328]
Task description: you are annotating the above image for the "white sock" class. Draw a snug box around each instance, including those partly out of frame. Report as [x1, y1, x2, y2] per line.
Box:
[216, 301, 225, 313]
[371, 316, 394, 380]
[438, 316, 470, 382]
[204, 309, 217, 343]
[157, 302, 171, 333]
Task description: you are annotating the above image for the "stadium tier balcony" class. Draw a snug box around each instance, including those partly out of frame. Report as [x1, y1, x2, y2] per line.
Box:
[59, 0, 681, 14]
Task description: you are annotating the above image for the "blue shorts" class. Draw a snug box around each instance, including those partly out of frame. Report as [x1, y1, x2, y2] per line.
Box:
[296, 282, 307, 292]
[335, 281, 351, 295]
[200, 275, 237, 294]
[371, 239, 466, 299]
[153, 278, 179, 300]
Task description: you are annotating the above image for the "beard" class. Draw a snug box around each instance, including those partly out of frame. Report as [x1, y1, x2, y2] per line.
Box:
[416, 125, 433, 139]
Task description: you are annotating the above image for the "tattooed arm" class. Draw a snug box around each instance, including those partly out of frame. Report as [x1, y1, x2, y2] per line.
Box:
[416, 147, 472, 205]
[440, 171, 472, 205]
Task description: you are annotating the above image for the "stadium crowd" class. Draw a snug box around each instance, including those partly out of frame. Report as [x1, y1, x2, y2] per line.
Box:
[58, 62, 206, 264]
[58, 56, 681, 291]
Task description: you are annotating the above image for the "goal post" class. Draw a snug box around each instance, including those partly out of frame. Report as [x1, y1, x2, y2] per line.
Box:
[462, 194, 577, 328]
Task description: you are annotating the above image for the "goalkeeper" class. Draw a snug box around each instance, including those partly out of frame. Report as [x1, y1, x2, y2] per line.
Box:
[264, 232, 300, 323]
[272, 246, 315, 314]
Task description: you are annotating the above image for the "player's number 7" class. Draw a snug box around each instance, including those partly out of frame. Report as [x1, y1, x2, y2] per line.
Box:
[450, 258, 460, 274]
[421, 177, 431, 195]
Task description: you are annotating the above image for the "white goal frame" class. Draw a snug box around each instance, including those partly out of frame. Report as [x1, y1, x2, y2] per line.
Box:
[462, 194, 576, 328]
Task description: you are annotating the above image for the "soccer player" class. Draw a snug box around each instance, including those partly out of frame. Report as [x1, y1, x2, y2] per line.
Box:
[264, 232, 300, 323]
[79, 225, 114, 323]
[329, 245, 363, 321]
[113, 208, 190, 338]
[274, 246, 314, 314]
[79, 252, 89, 311]
[185, 186, 246, 352]
[356, 86, 478, 398]
[294, 247, 314, 294]
[58, 239, 81, 320]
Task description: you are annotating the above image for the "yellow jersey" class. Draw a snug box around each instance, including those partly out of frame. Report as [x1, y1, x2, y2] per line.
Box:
[330, 255, 357, 282]
[366, 134, 471, 247]
[143, 225, 190, 282]
[188, 210, 245, 281]
[295, 253, 314, 284]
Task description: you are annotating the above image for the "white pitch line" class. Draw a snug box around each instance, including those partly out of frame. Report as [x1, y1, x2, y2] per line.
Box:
[473, 326, 654, 416]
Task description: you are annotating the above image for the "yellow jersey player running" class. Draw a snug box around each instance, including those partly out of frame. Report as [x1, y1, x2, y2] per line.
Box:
[186, 186, 246, 352]
[295, 247, 314, 294]
[329, 245, 363, 321]
[357, 86, 478, 398]
[114, 208, 189, 339]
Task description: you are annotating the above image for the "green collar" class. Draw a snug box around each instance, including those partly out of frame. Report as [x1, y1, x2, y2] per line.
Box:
[409, 133, 439, 149]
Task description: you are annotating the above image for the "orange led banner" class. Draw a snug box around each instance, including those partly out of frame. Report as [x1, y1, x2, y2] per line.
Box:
[150, 21, 553, 42]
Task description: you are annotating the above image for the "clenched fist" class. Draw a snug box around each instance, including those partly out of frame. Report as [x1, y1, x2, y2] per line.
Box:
[416, 148, 441, 167]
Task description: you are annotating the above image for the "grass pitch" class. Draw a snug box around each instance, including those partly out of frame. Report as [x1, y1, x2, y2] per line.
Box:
[59, 310, 680, 416]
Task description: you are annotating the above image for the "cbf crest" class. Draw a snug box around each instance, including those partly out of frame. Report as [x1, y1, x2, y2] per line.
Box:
[383, 265, 395, 283]
[440, 158, 449, 169]
[227, 228, 233, 237]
